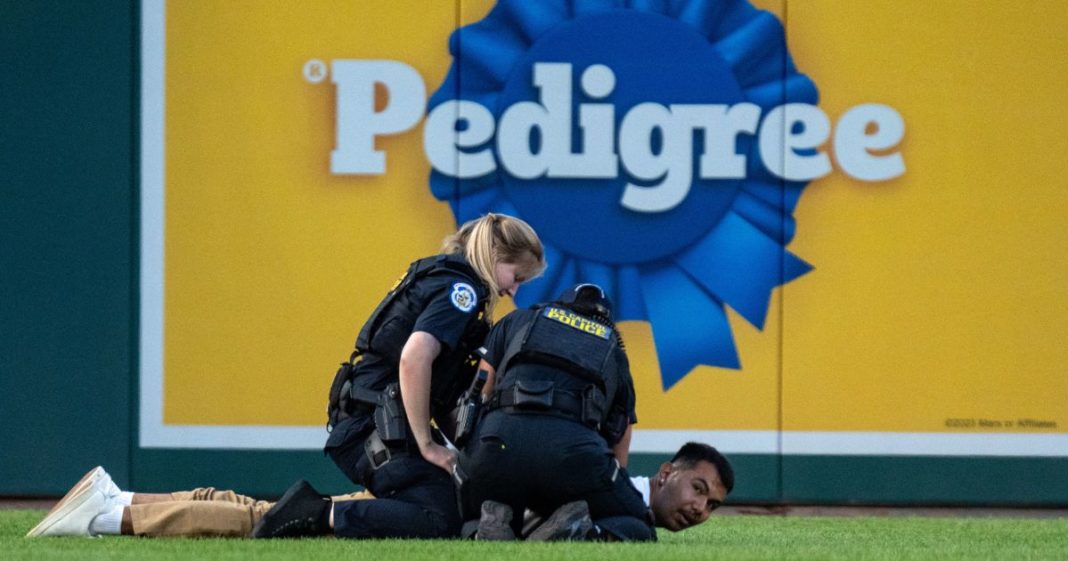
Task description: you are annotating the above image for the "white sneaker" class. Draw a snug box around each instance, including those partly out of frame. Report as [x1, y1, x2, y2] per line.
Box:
[96, 468, 122, 502]
[26, 467, 103, 537]
[26, 467, 114, 537]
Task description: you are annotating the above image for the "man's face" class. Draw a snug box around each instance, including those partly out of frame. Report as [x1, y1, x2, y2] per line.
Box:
[650, 460, 728, 532]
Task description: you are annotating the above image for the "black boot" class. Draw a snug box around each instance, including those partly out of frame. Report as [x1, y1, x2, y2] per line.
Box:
[475, 500, 516, 540]
[252, 480, 331, 538]
[526, 501, 592, 541]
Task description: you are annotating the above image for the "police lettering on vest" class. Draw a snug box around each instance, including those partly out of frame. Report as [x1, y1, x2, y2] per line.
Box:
[518, 306, 615, 384]
[489, 304, 624, 437]
[543, 307, 612, 340]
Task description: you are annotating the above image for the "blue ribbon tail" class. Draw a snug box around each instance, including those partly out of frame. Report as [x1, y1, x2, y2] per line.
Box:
[783, 251, 813, 284]
[676, 211, 811, 330]
[615, 265, 646, 322]
[640, 264, 740, 390]
[740, 177, 808, 223]
[732, 191, 796, 245]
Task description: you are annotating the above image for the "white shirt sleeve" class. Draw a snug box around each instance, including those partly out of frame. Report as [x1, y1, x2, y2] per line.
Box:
[630, 476, 651, 507]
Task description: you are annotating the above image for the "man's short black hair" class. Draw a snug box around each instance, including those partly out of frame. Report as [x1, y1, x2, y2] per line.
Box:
[670, 442, 734, 493]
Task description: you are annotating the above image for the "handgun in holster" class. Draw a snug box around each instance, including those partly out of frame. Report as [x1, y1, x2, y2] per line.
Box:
[453, 369, 489, 448]
[373, 382, 408, 443]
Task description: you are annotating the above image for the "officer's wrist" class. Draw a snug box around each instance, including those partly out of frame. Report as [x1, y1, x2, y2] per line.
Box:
[416, 437, 435, 453]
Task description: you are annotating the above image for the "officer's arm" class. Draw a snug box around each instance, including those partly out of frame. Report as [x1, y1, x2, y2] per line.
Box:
[478, 359, 497, 400]
[613, 424, 633, 468]
[399, 331, 455, 472]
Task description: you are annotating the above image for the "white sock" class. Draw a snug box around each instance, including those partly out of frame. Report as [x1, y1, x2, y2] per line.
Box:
[88, 505, 125, 536]
[117, 491, 134, 506]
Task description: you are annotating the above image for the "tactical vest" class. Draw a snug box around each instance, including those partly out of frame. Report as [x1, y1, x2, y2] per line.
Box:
[356, 254, 484, 351]
[326, 255, 489, 475]
[355, 254, 489, 413]
[490, 305, 620, 432]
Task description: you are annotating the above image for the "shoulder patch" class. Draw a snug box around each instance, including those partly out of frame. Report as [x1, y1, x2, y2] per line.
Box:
[450, 282, 478, 313]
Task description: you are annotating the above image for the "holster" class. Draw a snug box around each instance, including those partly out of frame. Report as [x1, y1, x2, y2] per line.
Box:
[452, 399, 481, 448]
[327, 360, 357, 432]
[581, 384, 606, 430]
[373, 382, 408, 443]
[362, 383, 411, 471]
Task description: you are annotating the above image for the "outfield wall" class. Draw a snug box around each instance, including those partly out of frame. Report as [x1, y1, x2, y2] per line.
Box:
[2, 0, 1066, 505]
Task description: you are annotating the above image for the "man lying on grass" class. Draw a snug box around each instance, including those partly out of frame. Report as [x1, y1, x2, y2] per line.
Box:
[27, 442, 732, 541]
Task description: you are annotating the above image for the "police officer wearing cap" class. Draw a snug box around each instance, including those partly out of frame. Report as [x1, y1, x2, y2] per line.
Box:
[458, 283, 654, 542]
[252, 214, 545, 540]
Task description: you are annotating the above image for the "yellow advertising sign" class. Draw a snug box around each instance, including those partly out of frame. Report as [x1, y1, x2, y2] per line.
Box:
[140, 0, 1067, 456]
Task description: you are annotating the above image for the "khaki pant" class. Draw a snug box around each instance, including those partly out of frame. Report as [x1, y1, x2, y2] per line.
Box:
[129, 487, 373, 537]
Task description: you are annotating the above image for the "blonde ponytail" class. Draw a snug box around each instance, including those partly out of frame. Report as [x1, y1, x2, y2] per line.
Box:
[441, 213, 546, 318]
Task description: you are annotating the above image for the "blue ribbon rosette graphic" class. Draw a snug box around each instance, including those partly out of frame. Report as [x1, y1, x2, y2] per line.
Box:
[429, 0, 817, 389]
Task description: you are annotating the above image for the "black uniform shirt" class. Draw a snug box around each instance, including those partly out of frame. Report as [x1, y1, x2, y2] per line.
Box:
[411, 274, 483, 352]
[482, 307, 638, 426]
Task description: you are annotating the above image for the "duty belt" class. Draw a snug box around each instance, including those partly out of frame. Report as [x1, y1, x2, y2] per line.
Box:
[349, 386, 380, 415]
[485, 388, 589, 424]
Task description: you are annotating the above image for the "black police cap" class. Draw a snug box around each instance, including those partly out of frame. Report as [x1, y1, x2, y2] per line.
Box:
[557, 283, 613, 320]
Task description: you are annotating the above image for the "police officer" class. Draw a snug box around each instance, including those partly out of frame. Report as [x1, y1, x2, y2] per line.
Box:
[458, 283, 654, 542]
[252, 213, 545, 539]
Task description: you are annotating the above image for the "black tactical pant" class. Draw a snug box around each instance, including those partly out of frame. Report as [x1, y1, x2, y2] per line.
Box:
[325, 415, 462, 539]
[459, 411, 655, 541]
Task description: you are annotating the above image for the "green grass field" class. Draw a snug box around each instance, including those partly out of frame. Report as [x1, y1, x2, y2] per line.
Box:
[4, 509, 1067, 561]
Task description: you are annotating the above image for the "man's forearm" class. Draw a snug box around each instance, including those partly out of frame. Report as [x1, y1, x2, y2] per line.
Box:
[613, 424, 633, 468]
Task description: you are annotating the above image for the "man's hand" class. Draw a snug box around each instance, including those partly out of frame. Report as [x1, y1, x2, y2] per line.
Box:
[421, 441, 458, 475]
